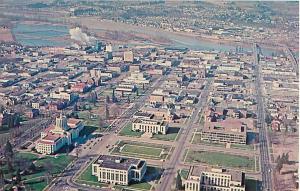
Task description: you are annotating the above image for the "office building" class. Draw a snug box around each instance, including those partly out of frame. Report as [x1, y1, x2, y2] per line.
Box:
[185, 167, 245, 191]
[199, 119, 247, 145]
[92, 155, 147, 185]
[132, 118, 168, 134]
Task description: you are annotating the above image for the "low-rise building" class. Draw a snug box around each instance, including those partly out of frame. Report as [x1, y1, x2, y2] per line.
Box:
[124, 71, 151, 84]
[124, 51, 134, 62]
[92, 155, 147, 185]
[185, 167, 245, 191]
[115, 83, 137, 96]
[50, 91, 77, 102]
[132, 118, 168, 134]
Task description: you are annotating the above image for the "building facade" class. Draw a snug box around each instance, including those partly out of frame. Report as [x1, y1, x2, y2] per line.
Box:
[92, 155, 147, 185]
[132, 118, 168, 134]
[36, 114, 83, 154]
[185, 167, 245, 191]
[200, 119, 247, 145]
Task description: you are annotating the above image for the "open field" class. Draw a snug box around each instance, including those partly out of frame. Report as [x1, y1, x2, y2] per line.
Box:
[184, 150, 256, 171]
[111, 141, 173, 160]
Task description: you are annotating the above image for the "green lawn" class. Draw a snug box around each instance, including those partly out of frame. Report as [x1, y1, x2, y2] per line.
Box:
[246, 179, 260, 191]
[152, 127, 180, 141]
[79, 126, 98, 137]
[77, 165, 160, 191]
[179, 169, 189, 180]
[75, 163, 107, 187]
[111, 141, 172, 160]
[114, 166, 161, 191]
[24, 179, 48, 191]
[77, 111, 108, 132]
[122, 144, 163, 157]
[2, 152, 75, 191]
[118, 123, 144, 137]
[33, 154, 74, 175]
[184, 150, 255, 171]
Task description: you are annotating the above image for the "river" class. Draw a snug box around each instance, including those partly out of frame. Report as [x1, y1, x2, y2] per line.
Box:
[12, 21, 288, 57]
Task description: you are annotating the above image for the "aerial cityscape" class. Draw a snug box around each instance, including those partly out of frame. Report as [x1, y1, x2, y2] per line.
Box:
[0, 1, 298, 191]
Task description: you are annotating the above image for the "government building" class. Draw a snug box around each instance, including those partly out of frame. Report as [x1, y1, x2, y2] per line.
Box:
[132, 118, 168, 134]
[35, 114, 83, 154]
[199, 119, 247, 145]
[185, 167, 245, 191]
[92, 155, 147, 185]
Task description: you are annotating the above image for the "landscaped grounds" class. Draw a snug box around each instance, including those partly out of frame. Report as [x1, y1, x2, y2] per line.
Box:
[2, 152, 74, 191]
[76, 162, 162, 191]
[111, 141, 173, 160]
[152, 127, 180, 141]
[184, 149, 256, 171]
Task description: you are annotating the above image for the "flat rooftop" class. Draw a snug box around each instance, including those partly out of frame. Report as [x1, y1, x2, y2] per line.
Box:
[94, 155, 144, 171]
[190, 166, 244, 184]
[203, 118, 247, 135]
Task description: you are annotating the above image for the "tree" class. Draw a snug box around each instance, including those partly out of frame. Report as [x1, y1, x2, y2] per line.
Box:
[0, 168, 4, 188]
[105, 104, 109, 120]
[127, 95, 130, 103]
[176, 172, 183, 190]
[28, 162, 36, 172]
[282, 153, 289, 164]
[106, 95, 110, 104]
[15, 169, 21, 184]
[275, 155, 281, 163]
[276, 161, 283, 173]
[88, 91, 97, 106]
[4, 141, 14, 172]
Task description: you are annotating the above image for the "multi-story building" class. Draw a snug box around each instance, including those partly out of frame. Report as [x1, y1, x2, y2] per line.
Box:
[124, 51, 134, 62]
[199, 119, 247, 145]
[149, 94, 165, 104]
[35, 114, 83, 154]
[185, 167, 245, 191]
[115, 83, 137, 96]
[92, 155, 147, 185]
[129, 64, 140, 72]
[141, 107, 174, 122]
[132, 118, 168, 134]
[124, 71, 151, 85]
[50, 91, 77, 102]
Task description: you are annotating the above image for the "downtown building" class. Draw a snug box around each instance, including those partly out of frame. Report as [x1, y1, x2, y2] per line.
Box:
[185, 167, 245, 191]
[132, 118, 168, 134]
[92, 155, 147, 185]
[35, 114, 83, 154]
